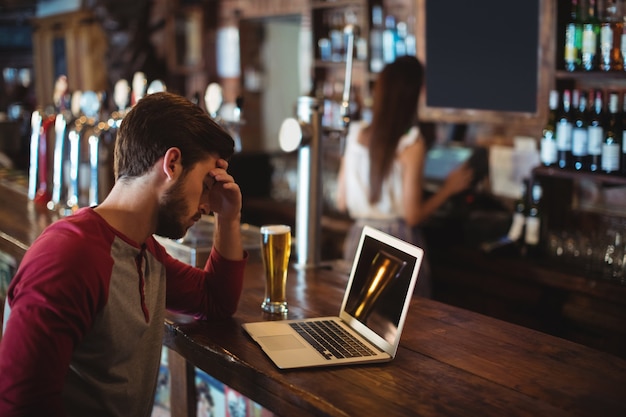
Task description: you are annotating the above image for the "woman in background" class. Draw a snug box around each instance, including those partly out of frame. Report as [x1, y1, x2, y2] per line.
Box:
[336, 56, 474, 298]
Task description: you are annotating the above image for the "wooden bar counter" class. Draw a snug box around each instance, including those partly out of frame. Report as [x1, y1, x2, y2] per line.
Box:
[1, 180, 625, 416]
[164, 261, 626, 417]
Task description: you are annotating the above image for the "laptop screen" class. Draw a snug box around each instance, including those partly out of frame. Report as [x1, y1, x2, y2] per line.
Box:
[343, 234, 419, 345]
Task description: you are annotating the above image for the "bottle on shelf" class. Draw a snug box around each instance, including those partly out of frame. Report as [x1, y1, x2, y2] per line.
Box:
[508, 179, 528, 244]
[404, 15, 416, 57]
[369, 4, 384, 73]
[571, 89, 589, 171]
[395, 20, 407, 57]
[480, 180, 528, 255]
[556, 89, 573, 169]
[603, 91, 622, 175]
[599, 0, 624, 71]
[329, 11, 344, 63]
[524, 181, 544, 257]
[621, 16, 626, 71]
[581, 0, 600, 71]
[540, 89, 559, 167]
[382, 14, 397, 64]
[564, 0, 583, 71]
[587, 89, 605, 172]
[318, 12, 331, 62]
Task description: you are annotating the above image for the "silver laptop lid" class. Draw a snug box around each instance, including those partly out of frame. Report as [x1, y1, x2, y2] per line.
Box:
[338, 226, 423, 356]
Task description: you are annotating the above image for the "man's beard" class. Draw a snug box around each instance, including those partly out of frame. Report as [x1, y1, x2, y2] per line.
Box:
[155, 178, 192, 239]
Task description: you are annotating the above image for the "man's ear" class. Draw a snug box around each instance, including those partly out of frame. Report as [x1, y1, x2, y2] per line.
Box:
[162, 147, 182, 180]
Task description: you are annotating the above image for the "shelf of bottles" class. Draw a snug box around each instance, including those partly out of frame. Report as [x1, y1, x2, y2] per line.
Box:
[312, 1, 415, 67]
[539, 86, 626, 180]
[561, 0, 626, 74]
[526, 0, 626, 282]
[499, 170, 626, 285]
[311, 0, 416, 131]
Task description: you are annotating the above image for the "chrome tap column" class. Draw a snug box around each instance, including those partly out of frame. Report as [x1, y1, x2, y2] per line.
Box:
[277, 24, 355, 268]
[27, 111, 42, 200]
[279, 97, 323, 268]
[50, 113, 67, 209]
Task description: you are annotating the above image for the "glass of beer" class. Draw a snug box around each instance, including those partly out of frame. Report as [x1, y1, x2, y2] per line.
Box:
[260, 225, 292, 314]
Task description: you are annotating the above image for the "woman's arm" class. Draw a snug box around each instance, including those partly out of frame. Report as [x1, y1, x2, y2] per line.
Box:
[336, 156, 347, 213]
[401, 138, 474, 227]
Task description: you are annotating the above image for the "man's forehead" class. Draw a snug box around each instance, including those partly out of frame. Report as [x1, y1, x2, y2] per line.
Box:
[192, 156, 218, 176]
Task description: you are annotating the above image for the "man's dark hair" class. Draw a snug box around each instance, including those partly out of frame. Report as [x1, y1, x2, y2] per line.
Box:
[114, 91, 234, 180]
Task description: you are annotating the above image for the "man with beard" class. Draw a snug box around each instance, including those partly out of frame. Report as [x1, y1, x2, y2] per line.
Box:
[0, 92, 247, 416]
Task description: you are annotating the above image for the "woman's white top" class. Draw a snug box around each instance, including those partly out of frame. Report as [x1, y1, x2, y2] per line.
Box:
[343, 121, 419, 220]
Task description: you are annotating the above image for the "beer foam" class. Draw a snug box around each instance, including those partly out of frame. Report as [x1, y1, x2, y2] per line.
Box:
[260, 225, 291, 235]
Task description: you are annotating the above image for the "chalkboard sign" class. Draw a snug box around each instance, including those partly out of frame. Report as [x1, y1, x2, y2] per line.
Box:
[416, 0, 552, 125]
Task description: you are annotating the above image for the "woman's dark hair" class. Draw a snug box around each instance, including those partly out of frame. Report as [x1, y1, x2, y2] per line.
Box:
[365, 56, 424, 204]
[114, 91, 234, 180]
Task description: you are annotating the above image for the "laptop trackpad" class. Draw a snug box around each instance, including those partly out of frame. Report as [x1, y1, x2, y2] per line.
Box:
[260, 335, 305, 350]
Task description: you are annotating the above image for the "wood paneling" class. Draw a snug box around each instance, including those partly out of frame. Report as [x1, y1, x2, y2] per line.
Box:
[31, 10, 107, 108]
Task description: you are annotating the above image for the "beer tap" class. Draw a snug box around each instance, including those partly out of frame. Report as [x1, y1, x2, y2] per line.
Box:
[66, 91, 84, 211]
[89, 78, 132, 205]
[50, 112, 67, 211]
[80, 91, 103, 206]
[130, 72, 147, 106]
[205, 83, 223, 120]
[340, 25, 355, 130]
[29, 75, 70, 206]
[147, 79, 167, 95]
[27, 110, 42, 201]
[87, 125, 101, 207]
[204, 83, 243, 152]
[278, 24, 356, 268]
[34, 114, 56, 206]
[66, 90, 103, 210]
[50, 77, 75, 212]
[109, 79, 130, 127]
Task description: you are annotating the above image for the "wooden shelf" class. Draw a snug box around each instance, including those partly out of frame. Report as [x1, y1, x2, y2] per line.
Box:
[533, 166, 626, 186]
[311, 0, 364, 10]
[555, 70, 626, 81]
[313, 59, 367, 68]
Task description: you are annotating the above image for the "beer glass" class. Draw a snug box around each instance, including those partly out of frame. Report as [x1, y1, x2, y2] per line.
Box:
[260, 225, 292, 314]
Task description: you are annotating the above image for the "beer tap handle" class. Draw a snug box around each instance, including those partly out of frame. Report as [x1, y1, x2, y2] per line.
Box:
[66, 128, 80, 210]
[147, 79, 167, 95]
[53, 75, 69, 113]
[131, 72, 147, 106]
[80, 91, 101, 206]
[51, 113, 67, 208]
[205, 83, 223, 120]
[113, 79, 130, 114]
[88, 131, 100, 206]
[28, 111, 43, 200]
[340, 24, 355, 130]
[71, 91, 83, 119]
[32, 114, 55, 206]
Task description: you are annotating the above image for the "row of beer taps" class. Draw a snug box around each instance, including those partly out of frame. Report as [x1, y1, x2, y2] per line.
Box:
[28, 73, 241, 216]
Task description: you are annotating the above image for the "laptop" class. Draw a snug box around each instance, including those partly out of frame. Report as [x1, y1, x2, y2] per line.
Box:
[242, 226, 424, 369]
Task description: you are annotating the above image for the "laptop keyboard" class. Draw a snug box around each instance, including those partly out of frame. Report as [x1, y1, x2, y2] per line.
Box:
[289, 320, 376, 360]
